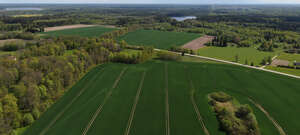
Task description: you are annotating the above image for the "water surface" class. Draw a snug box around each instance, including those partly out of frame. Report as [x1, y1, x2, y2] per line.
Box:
[171, 16, 197, 21]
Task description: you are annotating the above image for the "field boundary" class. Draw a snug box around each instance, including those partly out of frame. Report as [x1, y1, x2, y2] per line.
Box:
[82, 67, 128, 135]
[154, 49, 300, 79]
[248, 98, 286, 135]
[164, 63, 170, 135]
[124, 71, 146, 135]
[185, 66, 211, 135]
[39, 68, 106, 135]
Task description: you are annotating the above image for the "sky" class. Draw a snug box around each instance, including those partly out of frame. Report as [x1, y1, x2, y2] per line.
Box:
[1, 0, 300, 4]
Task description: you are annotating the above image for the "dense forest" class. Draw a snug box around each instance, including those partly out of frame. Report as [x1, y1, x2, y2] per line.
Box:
[1, 4, 300, 134]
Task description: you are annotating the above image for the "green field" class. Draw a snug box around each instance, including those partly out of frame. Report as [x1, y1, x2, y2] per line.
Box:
[42, 26, 116, 37]
[24, 60, 300, 135]
[277, 52, 300, 62]
[197, 46, 277, 66]
[266, 66, 300, 76]
[118, 30, 201, 49]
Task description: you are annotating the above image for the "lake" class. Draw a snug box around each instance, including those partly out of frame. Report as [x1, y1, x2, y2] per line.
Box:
[171, 16, 197, 21]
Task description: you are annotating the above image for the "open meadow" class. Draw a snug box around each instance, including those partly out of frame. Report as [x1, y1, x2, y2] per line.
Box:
[118, 30, 201, 49]
[197, 46, 277, 66]
[42, 26, 116, 37]
[24, 60, 300, 135]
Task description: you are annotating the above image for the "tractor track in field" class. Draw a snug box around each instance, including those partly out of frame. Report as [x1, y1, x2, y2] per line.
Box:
[248, 98, 287, 135]
[185, 66, 210, 135]
[39, 68, 105, 135]
[82, 67, 128, 135]
[164, 63, 170, 135]
[124, 71, 146, 135]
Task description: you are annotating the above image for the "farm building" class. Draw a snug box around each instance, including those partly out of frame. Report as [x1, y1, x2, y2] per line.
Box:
[271, 59, 290, 67]
[294, 61, 300, 67]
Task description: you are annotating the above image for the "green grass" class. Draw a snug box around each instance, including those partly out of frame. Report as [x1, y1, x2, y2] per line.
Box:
[179, 55, 219, 63]
[118, 30, 201, 49]
[24, 60, 300, 135]
[197, 46, 277, 66]
[265, 66, 300, 76]
[277, 52, 300, 62]
[42, 26, 116, 37]
[13, 126, 29, 135]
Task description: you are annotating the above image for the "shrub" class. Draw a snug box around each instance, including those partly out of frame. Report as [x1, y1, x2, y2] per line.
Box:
[157, 51, 180, 61]
[210, 91, 232, 102]
[1, 41, 25, 51]
[23, 113, 34, 125]
[235, 105, 252, 119]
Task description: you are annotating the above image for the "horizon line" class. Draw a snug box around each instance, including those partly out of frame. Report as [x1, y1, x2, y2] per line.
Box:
[1, 3, 300, 5]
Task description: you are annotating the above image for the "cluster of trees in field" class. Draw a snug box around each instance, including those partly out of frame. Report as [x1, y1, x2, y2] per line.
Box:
[208, 92, 260, 135]
[112, 47, 153, 64]
[0, 33, 154, 134]
[156, 51, 180, 61]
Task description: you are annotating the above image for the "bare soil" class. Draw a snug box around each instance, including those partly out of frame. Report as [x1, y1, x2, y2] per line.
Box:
[44, 24, 96, 32]
[271, 59, 290, 67]
[182, 35, 214, 50]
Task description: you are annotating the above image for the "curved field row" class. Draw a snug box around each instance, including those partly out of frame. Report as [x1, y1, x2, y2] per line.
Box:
[25, 61, 300, 135]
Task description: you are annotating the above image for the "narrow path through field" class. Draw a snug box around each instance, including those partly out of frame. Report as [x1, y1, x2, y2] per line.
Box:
[82, 67, 128, 135]
[185, 66, 211, 135]
[39, 69, 106, 135]
[164, 63, 170, 135]
[124, 71, 146, 135]
[248, 98, 287, 135]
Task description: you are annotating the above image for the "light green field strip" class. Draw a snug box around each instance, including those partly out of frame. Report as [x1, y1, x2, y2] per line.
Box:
[82, 67, 128, 135]
[124, 71, 146, 135]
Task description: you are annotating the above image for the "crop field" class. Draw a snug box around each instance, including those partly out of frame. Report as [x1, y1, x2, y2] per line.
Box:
[24, 60, 300, 135]
[42, 26, 116, 37]
[197, 46, 277, 66]
[118, 30, 201, 49]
